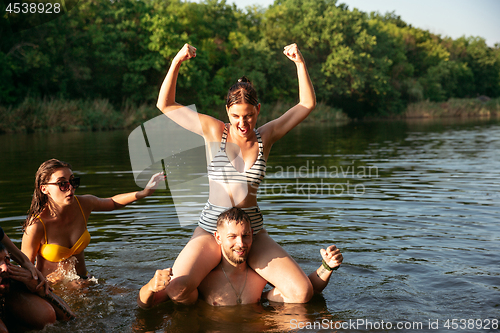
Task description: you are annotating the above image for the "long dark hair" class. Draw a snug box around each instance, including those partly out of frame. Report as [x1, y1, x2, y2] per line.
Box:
[24, 158, 72, 230]
[226, 76, 259, 109]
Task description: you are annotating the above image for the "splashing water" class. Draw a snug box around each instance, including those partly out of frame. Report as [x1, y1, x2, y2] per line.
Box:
[46, 257, 98, 284]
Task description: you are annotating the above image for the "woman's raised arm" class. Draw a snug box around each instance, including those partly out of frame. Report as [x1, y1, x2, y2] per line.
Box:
[261, 43, 316, 145]
[157, 43, 196, 113]
[156, 43, 222, 139]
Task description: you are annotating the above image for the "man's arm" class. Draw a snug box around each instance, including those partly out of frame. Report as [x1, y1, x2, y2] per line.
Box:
[262, 245, 343, 302]
[308, 245, 343, 294]
[137, 268, 172, 309]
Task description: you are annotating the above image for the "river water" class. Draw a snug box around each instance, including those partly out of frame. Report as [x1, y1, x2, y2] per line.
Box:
[0, 118, 499, 332]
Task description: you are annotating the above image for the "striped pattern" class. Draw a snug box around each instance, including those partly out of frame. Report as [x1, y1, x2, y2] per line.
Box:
[198, 201, 264, 235]
[207, 124, 266, 187]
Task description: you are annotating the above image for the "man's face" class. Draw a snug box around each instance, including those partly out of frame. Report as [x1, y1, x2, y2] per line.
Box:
[0, 249, 11, 296]
[216, 220, 252, 265]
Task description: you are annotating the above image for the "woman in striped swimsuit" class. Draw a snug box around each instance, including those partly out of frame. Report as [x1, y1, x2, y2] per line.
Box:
[139, 43, 316, 307]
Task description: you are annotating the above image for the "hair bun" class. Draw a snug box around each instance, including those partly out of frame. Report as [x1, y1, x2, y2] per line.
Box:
[226, 75, 259, 108]
[237, 76, 251, 84]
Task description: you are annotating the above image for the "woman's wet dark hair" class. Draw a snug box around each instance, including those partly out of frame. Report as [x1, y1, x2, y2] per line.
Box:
[226, 76, 259, 109]
[24, 158, 72, 230]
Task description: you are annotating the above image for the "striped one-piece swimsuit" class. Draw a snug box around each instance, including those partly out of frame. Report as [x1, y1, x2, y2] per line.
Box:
[198, 123, 266, 234]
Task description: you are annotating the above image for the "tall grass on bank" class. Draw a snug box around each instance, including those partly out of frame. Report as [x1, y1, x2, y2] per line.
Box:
[0, 97, 159, 133]
[257, 101, 349, 124]
[207, 100, 349, 126]
[2, 97, 498, 134]
[0, 97, 349, 134]
[404, 98, 500, 118]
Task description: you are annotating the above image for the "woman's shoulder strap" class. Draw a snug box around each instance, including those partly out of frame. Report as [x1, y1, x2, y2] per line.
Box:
[75, 196, 87, 225]
[33, 215, 48, 244]
[220, 123, 229, 150]
[254, 128, 264, 154]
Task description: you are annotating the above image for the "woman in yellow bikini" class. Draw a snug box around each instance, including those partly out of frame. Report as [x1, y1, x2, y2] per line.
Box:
[21, 159, 163, 282]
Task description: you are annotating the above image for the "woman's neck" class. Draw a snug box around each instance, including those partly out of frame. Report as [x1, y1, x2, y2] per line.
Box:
[45, 199, 73, 219]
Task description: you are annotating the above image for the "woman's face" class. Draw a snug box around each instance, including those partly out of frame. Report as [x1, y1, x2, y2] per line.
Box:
[41, 167, 76, 206]
[226, 103, 260, 138]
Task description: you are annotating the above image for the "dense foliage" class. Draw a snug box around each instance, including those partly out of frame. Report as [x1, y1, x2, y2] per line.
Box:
[1, 0, 499, 118]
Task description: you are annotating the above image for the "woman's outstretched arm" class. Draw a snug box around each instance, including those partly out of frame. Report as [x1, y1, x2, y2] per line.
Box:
[85, 172, 165, 212]
[261, 43, 316, 145]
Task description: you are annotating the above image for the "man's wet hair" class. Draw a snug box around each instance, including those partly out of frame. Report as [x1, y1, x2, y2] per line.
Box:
[216, 207, 251, 230]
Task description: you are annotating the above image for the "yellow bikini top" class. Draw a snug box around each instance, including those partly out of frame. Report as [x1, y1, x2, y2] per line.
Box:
[38, 197, 91, 263]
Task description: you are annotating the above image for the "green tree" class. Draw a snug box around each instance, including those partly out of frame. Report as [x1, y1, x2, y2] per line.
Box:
[1, 0, 499, 120]
[262, 0, 406, 117]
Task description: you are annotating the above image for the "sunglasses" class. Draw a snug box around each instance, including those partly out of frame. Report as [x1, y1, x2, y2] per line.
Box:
[44, 177, 80, 192]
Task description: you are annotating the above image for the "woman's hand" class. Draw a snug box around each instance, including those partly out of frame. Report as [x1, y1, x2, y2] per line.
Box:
[283, 43, 305, 64]
[2, 232, 50, 294]
[142, 171, 166, 196]
[173, 43, 197, 64]
[8, 265, 40, 294]
[22, 261, 50, 295]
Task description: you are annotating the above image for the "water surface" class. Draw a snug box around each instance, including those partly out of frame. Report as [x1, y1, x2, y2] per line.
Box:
[0, 118, 499, 332]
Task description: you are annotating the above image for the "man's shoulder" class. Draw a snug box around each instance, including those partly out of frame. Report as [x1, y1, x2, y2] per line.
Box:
[246, 269, 268, 290]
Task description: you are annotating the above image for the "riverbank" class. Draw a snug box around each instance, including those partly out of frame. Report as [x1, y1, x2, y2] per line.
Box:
[1, 97, 498, 133]
[403, 97, 500, 119]
[0, 97, 348, 133]
[0, 97, 159, 133]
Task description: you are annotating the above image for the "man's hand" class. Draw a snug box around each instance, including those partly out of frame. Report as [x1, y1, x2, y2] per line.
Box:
[320, 245, 343, 270]
[148, 268, 173, 293]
